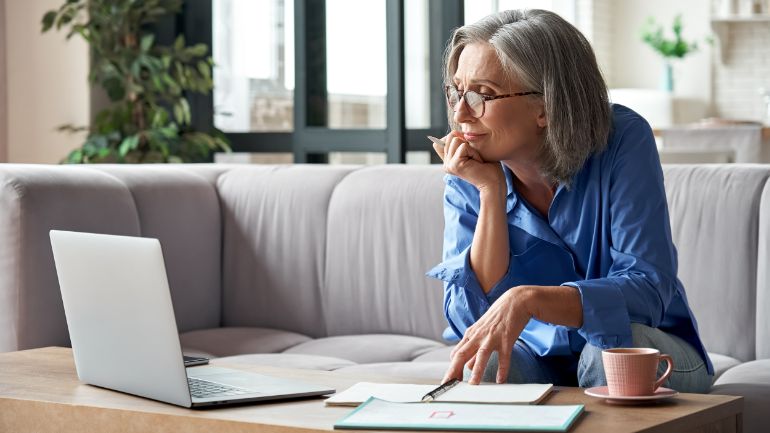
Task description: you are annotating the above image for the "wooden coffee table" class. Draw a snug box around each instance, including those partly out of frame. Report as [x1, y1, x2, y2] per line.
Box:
[0, 347, 742, 433]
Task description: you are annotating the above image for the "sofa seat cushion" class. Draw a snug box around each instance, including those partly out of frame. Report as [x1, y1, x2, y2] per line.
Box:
[334, 362, 447, 382]
[412, 345, 454, 362]
[283, 334, 444, 363]
[214, 353, 356, 371]
[711, 359, 770, 433]
[179, 327, 311, 357]
[713, 359, 770, 386]
[708, 352, 742, 381]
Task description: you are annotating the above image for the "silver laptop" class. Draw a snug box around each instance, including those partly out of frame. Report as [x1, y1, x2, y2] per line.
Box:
[49, 230, 335, 408]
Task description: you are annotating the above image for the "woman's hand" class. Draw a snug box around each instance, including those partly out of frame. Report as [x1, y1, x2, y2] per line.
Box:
[431, 131, 504, 195]
[442, 286, 534, 385]
[442, 285, 583, 385]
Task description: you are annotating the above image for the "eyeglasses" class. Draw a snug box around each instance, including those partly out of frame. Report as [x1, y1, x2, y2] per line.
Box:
[445, 85, 542, 119]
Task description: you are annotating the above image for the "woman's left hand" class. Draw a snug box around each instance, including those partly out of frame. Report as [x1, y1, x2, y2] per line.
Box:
[442, 286, 534, 385]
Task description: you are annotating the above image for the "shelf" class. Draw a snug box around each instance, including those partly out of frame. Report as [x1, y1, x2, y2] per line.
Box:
[710, 15, 770, 64]
[712, 14, 770, 22]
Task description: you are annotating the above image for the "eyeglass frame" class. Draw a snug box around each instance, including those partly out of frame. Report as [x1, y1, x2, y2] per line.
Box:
[445, 85, 542, 119]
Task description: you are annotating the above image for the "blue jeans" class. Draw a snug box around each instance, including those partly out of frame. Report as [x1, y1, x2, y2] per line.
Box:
[465, 324, 713, 393]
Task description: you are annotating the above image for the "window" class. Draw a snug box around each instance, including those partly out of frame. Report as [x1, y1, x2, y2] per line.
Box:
[213, 0, 294, 132]
[326, 0, 387, 129]
[182, 0, 464, 162]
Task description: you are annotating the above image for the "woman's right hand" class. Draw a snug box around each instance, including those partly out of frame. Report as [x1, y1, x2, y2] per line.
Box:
[432, 131, 505, 195]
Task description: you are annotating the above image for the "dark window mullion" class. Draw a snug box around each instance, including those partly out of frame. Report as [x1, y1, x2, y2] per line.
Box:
[428, 0, 463, 130]
[301, 129, 387, 153]
[226, 133, 292, 153]
[405, 0, 463, 163]
[385, 0, 405, 163]
[177, 2, 215, 140]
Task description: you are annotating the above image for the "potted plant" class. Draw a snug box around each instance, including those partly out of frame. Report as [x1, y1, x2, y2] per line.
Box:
[640, 14, 701, 93]
[42, 0, 230, 163]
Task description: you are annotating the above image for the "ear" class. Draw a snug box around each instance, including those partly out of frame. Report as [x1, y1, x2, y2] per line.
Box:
[535, 101, 547, 129]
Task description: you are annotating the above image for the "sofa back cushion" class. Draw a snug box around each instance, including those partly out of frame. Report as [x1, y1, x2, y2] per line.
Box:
[663, 164, 770, 362]
[92, 166, 225, 333]
[323, 166, 447, 341]
[218, 165, 356, 338]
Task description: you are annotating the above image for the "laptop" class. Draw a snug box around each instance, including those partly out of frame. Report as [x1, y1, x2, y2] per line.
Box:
[49, 230, 335, 408]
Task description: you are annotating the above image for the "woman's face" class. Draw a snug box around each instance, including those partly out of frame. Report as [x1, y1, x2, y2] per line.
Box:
[452, 42, 546, 163]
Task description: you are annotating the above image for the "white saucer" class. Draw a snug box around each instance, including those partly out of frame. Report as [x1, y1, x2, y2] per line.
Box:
[584, 386, 679, 404]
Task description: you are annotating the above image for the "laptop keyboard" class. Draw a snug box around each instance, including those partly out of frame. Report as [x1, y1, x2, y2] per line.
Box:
[187, 377, 252, 398]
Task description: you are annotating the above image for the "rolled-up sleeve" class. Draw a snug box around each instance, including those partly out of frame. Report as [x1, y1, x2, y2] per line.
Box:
[425, 176, 493, 340]
[563, 119, 679, 349]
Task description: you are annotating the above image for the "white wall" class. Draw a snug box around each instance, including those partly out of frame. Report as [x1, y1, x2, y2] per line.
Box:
[5, 0, 90, 163]
[0, 0, 7, 163]
[713, 22, 770, 122]
[609, 0, 713, 122]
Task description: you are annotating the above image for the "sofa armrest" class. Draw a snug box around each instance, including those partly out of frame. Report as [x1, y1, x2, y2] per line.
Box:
[0, 165, 141, 352]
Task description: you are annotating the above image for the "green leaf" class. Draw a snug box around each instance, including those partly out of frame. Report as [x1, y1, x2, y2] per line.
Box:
[102, 77, 125, 101]
[151, 74, 163, 91]
[118, 135, 140, 157]
[42, 11, 58, 32]
[188, 43, 208, 57]
[180, 98, 191, 124]
[196, 60, 211, 79]
[66, 149, 84, 164]
[151, 108, 169, 127]
[174, 34, 185, 51]
[140, 34, 155, 52]
[173, 103, 184, 125]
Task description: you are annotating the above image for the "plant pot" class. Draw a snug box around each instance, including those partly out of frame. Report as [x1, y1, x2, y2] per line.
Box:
[660, 62, 674, 93]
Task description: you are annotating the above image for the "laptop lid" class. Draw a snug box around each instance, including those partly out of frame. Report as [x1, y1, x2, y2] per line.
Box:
[50, 230, 192, 407]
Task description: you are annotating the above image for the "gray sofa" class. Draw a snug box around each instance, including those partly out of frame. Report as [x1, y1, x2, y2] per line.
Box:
[1, 163, 769, 431]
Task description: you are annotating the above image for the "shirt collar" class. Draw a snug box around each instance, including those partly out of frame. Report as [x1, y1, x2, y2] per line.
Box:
[501, 162, 568, 250]
[501, 162, 517, 213]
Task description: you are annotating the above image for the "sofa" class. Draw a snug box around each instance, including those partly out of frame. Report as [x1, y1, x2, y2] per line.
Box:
[0, 163, 769, 431]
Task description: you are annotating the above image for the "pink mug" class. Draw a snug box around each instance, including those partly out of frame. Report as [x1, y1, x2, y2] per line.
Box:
[602, 348, 674, 396]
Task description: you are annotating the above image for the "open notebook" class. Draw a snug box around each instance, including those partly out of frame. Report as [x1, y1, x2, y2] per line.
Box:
[325, 382, 553, 406]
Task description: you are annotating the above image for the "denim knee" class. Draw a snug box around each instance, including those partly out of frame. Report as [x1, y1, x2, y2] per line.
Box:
[577, 342, 607, 388]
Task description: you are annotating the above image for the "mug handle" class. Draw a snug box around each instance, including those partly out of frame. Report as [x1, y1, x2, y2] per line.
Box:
[653, 354, 674, 391]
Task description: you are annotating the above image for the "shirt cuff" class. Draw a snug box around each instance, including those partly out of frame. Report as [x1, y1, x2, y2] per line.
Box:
[425, 246, 489, 306]
[562, 280, 633, 349]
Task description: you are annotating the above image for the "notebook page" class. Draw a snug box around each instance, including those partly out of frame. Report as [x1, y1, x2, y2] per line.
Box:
[438, 382, 553, 404]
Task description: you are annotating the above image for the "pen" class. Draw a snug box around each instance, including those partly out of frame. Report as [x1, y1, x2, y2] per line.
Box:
[421, 378, 460, 402]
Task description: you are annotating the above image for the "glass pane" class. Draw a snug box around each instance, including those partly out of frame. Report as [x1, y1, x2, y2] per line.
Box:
[213, 0, 294, 132]
[405, 0, 430, 129]
[326, 0, 387, 129]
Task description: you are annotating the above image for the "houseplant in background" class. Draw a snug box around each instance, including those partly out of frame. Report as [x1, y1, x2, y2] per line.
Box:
[42, 0, 230, 163]
[640, 14, 702, 93]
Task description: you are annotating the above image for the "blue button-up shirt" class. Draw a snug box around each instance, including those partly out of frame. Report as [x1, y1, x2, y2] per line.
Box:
[426, 104, 713, 375]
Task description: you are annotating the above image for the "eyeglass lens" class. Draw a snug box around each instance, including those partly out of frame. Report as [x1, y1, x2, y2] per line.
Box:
[447, 87, 484, 118]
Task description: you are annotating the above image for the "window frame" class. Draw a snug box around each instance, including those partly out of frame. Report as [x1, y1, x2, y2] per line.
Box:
[176, 0, 462, 163]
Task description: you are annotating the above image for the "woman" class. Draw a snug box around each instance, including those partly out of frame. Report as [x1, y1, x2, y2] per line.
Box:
[426, 9, 713, 392]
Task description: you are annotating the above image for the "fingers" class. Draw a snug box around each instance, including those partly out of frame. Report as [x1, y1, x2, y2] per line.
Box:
[431, 141, 445, 163]
[465, 354, 476, 372]
[444, 333, 476, 384]
[468, 344, 493, 385]
[496, 348, 511, 384]
[442, 357, 465, 384]
[445, 136, 463, 161]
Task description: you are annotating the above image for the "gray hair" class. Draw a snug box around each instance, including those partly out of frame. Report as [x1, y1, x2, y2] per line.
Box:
[444, 9, 612, 184]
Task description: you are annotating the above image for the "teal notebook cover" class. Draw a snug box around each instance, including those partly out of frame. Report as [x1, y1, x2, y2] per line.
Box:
[334, 397, 584, 432]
